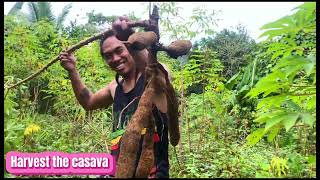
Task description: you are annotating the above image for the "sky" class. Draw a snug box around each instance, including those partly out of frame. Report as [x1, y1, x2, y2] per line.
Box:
[4, 2, 303, 43]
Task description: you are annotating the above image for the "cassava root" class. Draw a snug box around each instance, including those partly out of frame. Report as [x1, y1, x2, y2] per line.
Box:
[126, 31, 158, 50]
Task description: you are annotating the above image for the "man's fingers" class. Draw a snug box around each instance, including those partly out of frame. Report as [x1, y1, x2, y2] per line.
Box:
[60, 59, 71, 63]
[113, 16, 132, 30]
[59, 52, 69, 58]
[112, 19, 122, 28]
[59, 53, 66, 57]
[59, 53, 74, 60]
[59, 56, 68, 60]
[119, 16, 129, 21]
[121, 21, 128, 30]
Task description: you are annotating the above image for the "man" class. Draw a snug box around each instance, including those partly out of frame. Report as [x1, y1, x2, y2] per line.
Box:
[59, 17, 170, 178]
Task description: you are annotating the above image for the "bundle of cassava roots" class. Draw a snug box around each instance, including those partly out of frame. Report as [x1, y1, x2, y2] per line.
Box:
[115, 31, 192, 178]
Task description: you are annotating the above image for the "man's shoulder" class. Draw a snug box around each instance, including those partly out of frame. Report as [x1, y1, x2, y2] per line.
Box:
[108, 79, 118, 89]
[96, 80, 117, 95]
[108, 79, 119, 99]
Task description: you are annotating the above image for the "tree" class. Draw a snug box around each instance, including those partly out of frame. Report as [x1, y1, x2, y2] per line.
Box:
[7, 2, 24, 15]
[86, 10, 116, 27]
[195, 25, 257, 79]
[7, 2, 72, 30]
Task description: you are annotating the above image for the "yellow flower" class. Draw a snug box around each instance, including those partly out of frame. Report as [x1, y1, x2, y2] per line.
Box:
[24, 124, 41, 136]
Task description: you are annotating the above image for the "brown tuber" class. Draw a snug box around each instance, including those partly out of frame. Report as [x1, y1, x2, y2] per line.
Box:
[154, 64, 180, 146]
[116, 6, 183, 177]
[134, 117, 155, 178]
[126, 31, 158, 50]
[166, 82, 180, 146]
[115, 87, 154, 178]
[166, 40, 192, 59]
[115, 64, 167, 178]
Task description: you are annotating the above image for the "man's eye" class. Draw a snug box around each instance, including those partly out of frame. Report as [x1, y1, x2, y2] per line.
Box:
[104, 53, 112, 60]
[115, 48, 123, 54]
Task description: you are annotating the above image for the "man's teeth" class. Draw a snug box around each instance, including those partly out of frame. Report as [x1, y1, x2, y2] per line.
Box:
[117, 63, 124, 69]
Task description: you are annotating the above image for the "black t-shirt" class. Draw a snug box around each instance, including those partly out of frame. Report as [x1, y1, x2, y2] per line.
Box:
[109, 74, 169, 178]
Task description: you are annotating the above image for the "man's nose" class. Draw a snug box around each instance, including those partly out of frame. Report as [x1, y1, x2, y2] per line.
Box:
[112, 54, 121, 62]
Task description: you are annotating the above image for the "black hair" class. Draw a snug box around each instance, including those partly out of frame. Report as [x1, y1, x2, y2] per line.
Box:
[99, 30, 116, 59]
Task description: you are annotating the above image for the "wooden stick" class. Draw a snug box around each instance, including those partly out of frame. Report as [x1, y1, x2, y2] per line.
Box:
[5, 29, 114, 90]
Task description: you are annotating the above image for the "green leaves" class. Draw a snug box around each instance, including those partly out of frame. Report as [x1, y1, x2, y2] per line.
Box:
[225, 72, 240, 90]
[281, 114, 299, 132]
[159, 2, 218, 41]
[259, 2, 316, 40]
[246, 128, 266, 146]
[256, 95, 287, 111]
[4, 98, 17, 118]
[264, 113, 287, 132]
[178, 49, 223, 92]
[266, 41, 303, 61]
[299, 113, 315, 126]
[56, 3, 72, 30]
[259, 16, 295, 40]
[246, 70, 288, 98]
[8, 2, 25, 15]
[270, 156, 289, 177]
[10, 2, 73, 31]
[247, 20, 316, 147]
[37, 2, 55, 22]
[246, 54, 316, 100]
[246, 110, 315, 146]
[260, 15, 292, 30]
[267, 124, 280, 142]
[246, 52, 316, 147]
[4, 2, 317, 178]
[274, 55, 316, 78]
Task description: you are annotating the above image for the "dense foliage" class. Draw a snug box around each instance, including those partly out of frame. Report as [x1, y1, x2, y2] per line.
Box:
[4, 2, 316, 178]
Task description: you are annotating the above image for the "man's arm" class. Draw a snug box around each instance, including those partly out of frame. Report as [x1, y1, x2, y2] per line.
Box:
[60, 52, 114, 111]
[68, 70, 114, 111]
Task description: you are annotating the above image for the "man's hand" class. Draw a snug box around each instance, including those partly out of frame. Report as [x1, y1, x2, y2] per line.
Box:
[112, 16, 130, 31]
[112, 16, 135, 41]
[59, 51, 76, 72]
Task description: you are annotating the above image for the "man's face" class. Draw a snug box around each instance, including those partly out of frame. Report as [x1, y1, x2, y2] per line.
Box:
[102, 36, 135, 76]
